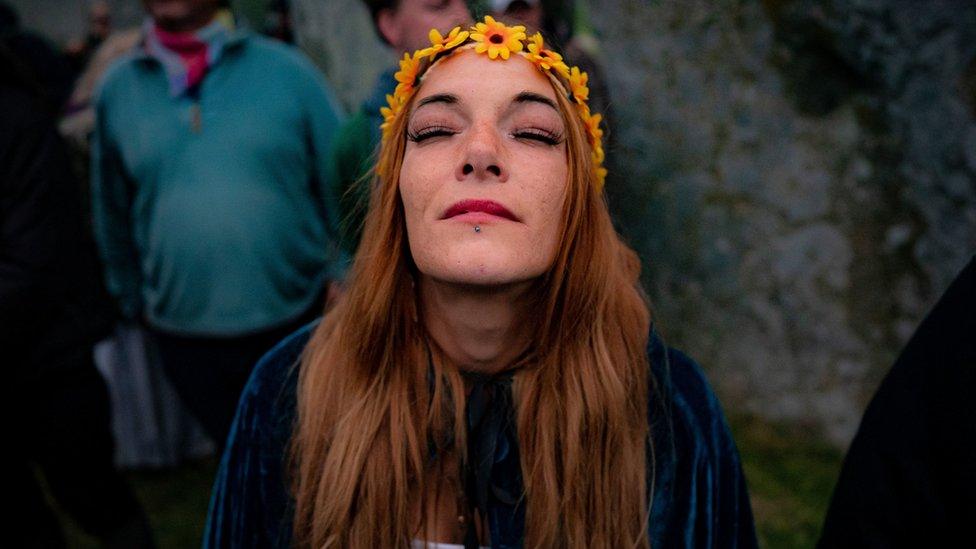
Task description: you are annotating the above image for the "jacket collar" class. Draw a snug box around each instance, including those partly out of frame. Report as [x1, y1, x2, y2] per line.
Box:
[131, 14, 249, 96]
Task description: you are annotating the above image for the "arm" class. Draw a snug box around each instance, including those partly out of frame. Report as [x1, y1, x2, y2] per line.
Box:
[0, 90, 72, 347]
[90, 92, 142, 321]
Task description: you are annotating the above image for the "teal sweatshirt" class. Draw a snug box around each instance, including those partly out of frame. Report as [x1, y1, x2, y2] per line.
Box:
[92, 31, 346, 336]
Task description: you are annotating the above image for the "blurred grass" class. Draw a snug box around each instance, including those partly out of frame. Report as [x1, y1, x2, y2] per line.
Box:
[57, 415, 842, 548]
[62, 457, 218, 549]
[730, 414, 844, 548]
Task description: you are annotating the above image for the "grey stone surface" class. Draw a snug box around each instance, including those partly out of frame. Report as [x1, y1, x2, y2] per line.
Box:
[592, 0, 976, 445]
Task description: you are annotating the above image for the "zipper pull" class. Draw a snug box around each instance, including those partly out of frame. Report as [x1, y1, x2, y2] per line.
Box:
[191, 103, 202, 133]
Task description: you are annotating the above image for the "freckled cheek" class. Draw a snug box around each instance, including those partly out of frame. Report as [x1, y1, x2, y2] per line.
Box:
[400, 168, 434, 224]
[525, 162, 568, 253]
[402, 149, 457, 220]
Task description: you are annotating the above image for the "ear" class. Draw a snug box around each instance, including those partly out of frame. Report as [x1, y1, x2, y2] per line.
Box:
[376, 8, 402, 48]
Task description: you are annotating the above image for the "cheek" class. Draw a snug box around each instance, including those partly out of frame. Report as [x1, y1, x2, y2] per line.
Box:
[399, 151, 446, 233]
[496, 160, 567, 276]
[535, 191, 567, 258]
[525, 157, 569, 240]
[398, 165, 427, 226]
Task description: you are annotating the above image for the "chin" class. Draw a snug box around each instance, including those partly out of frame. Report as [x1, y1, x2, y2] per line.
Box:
[417, 239, 545, 287]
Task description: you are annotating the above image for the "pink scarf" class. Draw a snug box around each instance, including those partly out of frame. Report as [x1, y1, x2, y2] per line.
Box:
[152, 25, 210, 90]
[144, 11, 234, 96]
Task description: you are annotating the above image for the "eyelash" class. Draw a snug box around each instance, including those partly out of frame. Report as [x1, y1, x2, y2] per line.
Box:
[407, 126, 455, 142]
[407, 127, 564, 146]
[513, 128, 564, 146]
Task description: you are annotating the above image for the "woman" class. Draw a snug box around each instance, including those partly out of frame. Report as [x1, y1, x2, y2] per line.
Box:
[205, 17, 756, 548]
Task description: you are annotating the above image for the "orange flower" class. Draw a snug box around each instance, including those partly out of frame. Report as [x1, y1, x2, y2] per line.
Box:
[471, 15, 526, 60]
[394, 52, 421, 96]
[379, 93, 403, 138]
[592, 143, 605, 165]
[525, 33, 569, 76]
[568, 66, 589, 104]
[424, 26, 469, 60]
[594, 165, 608, 192]
[584, 110, 604, 145]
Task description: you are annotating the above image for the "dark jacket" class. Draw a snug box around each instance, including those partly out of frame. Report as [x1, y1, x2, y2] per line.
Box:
[818, 256, 976, 548]
[0, 61, 113, 366]
[204, 322, 758, 548]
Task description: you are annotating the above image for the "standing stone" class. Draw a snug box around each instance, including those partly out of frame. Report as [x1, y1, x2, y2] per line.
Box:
[589, 0, 976, 445]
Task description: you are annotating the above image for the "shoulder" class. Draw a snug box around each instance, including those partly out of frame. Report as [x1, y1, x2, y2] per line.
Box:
[664, 346, 734, 450]
[646, 328, 758, 547]
[647, 328, 734, 448]
[205, 320, 318, 548]
[93, 49, 145, 103]
[232, 319, 318, 442]
[239, 34, 323, 82]
[221, 318, 317, 472]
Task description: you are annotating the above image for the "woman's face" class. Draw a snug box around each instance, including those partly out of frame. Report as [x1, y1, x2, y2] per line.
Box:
[399, 50, 569, 286]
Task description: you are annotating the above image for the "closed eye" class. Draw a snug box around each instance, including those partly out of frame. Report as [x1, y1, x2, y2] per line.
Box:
[513, 128, 564, 146]
[407, 126, 457, 142]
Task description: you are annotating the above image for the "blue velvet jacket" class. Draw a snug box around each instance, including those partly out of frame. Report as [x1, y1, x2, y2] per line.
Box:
[204, 322, 758, 548]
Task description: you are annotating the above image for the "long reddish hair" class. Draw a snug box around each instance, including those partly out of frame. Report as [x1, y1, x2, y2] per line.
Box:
[291, 64, 653, 548]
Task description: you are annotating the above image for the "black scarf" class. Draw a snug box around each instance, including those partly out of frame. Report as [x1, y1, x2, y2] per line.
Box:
[460, 370, 517, 549]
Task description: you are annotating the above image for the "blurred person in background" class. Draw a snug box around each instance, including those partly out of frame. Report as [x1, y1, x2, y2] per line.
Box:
[1, 43, 154, 549]
[61, 8, 214, 471]
[263, 0, 294, 44]
[0, 1, 74, 109]
[91, 0, 346, 452]
[65, 0, 114, 75]
[330, 0, 472, 253]
[818, 255, 976, 548]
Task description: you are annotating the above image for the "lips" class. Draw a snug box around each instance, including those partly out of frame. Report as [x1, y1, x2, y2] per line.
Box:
[441, 199, 520, 222]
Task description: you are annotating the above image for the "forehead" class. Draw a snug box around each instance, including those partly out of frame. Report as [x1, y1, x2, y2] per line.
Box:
[414, 49, 558, 108]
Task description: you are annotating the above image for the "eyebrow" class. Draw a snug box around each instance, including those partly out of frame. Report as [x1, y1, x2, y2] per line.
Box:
[414, 91, 558, 112]
[415, 93, 459, 109]
[513, 91, 559, 112]
[410, 90, 562, 125]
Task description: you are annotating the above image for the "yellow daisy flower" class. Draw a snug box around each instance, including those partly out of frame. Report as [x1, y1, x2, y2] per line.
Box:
[425, 26, 469, 60]
[380, 93, 403, 137]
[594, 166, 608, 192]
[584, 111, 604, 145]
[592, 143, 605, 165]
[394, 52, 422, 96]
[568, 66, 589, 104]
[525, 32, 568, 76]
[471, 15, 526, 60]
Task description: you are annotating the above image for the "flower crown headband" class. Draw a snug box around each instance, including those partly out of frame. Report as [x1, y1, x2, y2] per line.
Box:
[380, 16, 607, 191]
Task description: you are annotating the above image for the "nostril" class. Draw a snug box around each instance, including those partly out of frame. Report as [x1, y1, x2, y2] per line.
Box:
[487, 165, 501, 177]
[462, 164, 473, 175]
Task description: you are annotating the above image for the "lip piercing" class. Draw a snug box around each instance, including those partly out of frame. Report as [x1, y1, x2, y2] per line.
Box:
[474, 226, 481, 233]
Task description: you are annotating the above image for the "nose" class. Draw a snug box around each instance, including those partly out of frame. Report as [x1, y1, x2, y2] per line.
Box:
[455, 122, 508, 183]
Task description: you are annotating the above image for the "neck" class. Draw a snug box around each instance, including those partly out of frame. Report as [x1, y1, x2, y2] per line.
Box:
[420, 277, 534, 376]
[153, 9, 218, 34]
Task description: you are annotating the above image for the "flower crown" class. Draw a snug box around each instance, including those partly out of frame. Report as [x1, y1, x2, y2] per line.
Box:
[380, 16, 607, 191]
